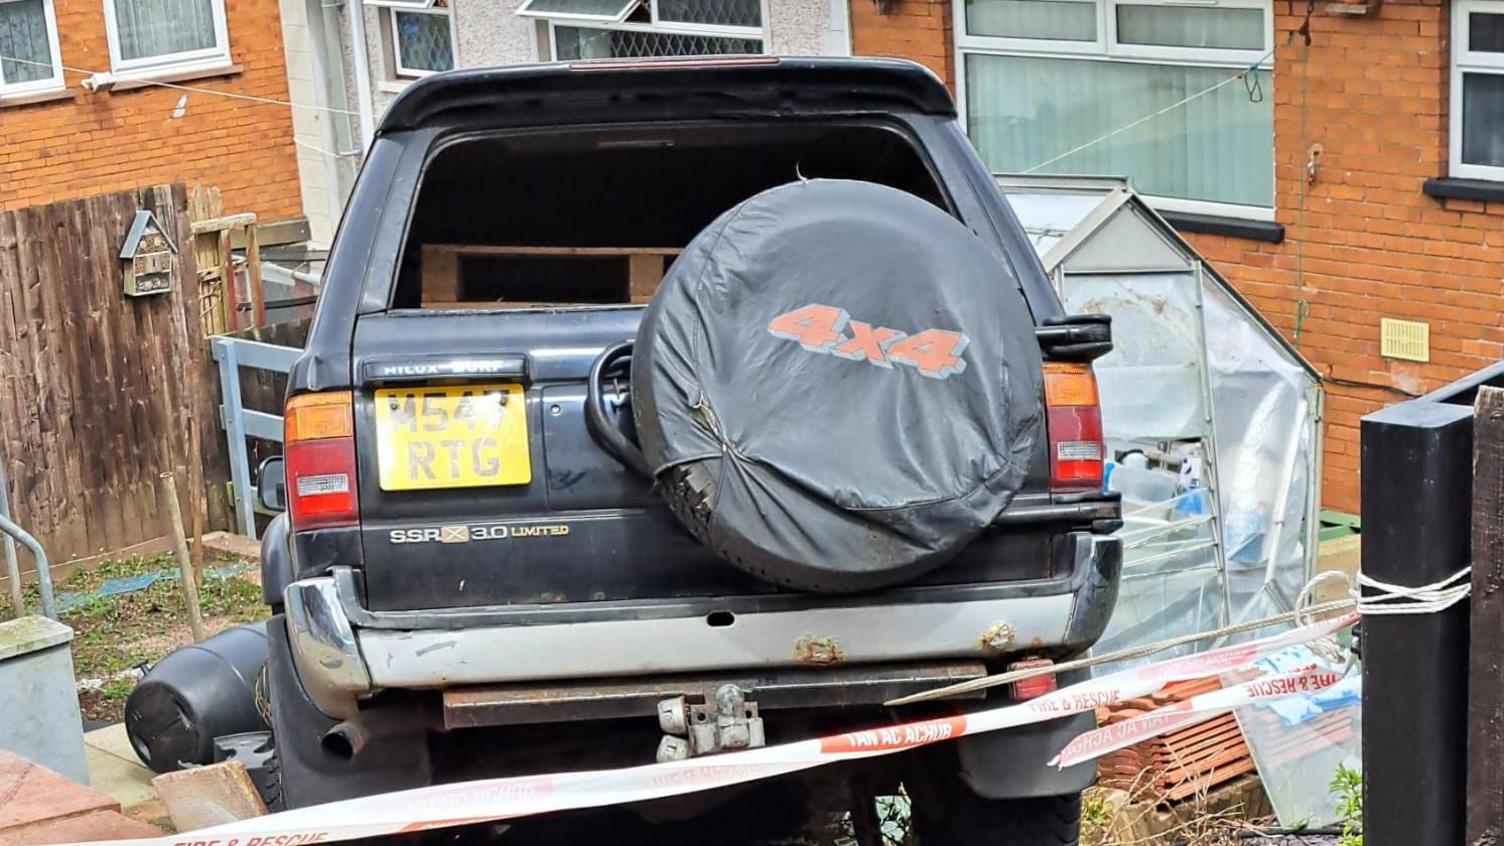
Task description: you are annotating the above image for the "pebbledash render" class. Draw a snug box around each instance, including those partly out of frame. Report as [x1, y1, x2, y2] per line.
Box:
[338, 0, 853, 118]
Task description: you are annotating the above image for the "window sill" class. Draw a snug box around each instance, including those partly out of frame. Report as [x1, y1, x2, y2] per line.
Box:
[0, 88, 73, 109]
[1422, 177, 1504, 204]
[1158, 209, 1285, 243]
[377, 79, 413, 94]
[108, 62, 242, 92]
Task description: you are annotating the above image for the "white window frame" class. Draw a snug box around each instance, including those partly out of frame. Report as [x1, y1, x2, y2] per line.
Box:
[1451, 0, 1504, 180]
[537, 0, 766, 60]
[101, 0, 231, 75]
[0, 0, 65, 97]
[954, 0, 1275, 219]
[517, 0, 640, 25]
[387, 4, 455, 79]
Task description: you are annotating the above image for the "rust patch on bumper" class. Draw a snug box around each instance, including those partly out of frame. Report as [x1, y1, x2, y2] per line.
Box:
[979, 622, 1016, 653]
[794, 635, 843, 665]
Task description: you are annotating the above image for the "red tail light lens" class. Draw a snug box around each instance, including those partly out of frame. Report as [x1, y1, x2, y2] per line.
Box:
[1043, 363, 1104, 492]
[284, 391, 359, 531]
[1008, 658, 1059, 700]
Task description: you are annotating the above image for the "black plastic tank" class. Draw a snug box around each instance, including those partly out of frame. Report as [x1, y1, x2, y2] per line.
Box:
[125, 622, 271, 773]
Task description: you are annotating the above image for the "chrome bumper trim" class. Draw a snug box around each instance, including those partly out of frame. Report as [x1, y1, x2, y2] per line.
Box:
[280, 532, 1119, 707]
[358, 592, 1076, 688]
[283, 577, 372, 718]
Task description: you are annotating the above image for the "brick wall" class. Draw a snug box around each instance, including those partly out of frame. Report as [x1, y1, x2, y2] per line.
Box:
[0, 0, 302, 221]
[1179, 0, 1501, 513]
[853, 0, 1503, 513]
[848, 0, 953, 88]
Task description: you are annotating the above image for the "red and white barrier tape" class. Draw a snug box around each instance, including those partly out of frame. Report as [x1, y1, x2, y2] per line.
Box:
[74, 612, 1357, 846]
[1050, 664, 1349, 768]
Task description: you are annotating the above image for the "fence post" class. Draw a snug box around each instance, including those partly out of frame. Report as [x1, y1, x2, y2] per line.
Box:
[1360, 399, 1473, 846]
[160, 472, 205, 642]
[212, 337, 256, 538]
[1469, 386, 1504, 844]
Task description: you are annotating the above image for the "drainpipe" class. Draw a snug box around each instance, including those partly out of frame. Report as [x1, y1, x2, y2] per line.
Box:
[347, 0, 376, 149]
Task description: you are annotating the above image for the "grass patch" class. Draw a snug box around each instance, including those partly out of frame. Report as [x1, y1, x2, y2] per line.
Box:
[5, 552, 268, 724]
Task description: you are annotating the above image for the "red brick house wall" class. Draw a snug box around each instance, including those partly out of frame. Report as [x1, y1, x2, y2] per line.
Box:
[850, 0, 955, 87]
[851, 0, 1504, 512]
[0, 0, 302, 221]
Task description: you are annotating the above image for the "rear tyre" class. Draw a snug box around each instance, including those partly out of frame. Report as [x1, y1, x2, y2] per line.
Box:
[912, 790, 1082, 846]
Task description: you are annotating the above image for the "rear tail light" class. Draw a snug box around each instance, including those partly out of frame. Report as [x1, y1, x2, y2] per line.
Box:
[284, 391, 359, 531]
[1043, 362, 1104, 492]
[1008, 658, 1058, 700]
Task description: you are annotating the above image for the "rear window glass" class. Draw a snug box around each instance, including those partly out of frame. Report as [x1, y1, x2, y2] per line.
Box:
[392, 122, 950, 309]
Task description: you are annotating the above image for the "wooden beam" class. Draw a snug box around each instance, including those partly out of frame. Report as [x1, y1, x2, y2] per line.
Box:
[151, 761, 266, 832]
[219, 229, 238, 332]
[232, 217, 309, 249]
[244, 224, 264, 328]
[1469, 385, 1504, 846]
[628, 253, 664, 303]
[421, 244, 461, 304]
[190, 213, 257, 235]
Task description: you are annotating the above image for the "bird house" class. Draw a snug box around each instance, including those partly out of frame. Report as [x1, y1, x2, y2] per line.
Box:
[119, 210, 177, 297]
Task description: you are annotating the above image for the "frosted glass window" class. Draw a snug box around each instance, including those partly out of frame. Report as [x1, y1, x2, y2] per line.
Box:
[965, 53, 1274, 207]
[965, 0, 1096, 41]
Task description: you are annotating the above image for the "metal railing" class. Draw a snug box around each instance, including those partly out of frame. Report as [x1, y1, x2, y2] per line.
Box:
[210, 336, 300, 540]
[0, 459, 56, 619]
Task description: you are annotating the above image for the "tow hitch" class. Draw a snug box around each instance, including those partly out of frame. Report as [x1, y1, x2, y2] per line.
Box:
[656, 684, 766, 761]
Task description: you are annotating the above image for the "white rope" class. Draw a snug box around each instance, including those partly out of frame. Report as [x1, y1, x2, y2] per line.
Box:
[1357, 567, 1472, 616]
[885, 595, 1357, 706]
[889, 565, 1474, 707]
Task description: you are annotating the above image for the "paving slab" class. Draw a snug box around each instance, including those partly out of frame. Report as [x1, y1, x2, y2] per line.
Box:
[83, 724, 140, 765]
[85, 745, 156, 811]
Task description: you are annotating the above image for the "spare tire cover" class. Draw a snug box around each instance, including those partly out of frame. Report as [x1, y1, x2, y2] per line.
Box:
[632, 179, 1044, 592]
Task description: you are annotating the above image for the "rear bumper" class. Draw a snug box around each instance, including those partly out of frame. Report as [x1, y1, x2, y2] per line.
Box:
[284, 532, 1120, 719]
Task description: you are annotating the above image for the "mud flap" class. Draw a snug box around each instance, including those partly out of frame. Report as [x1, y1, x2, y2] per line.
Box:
[265, 615, 434, 809]
[953, 669, 1098, 800]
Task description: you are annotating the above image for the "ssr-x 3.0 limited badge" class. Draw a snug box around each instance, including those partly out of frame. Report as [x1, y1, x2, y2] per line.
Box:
[389, 522, 571, 545]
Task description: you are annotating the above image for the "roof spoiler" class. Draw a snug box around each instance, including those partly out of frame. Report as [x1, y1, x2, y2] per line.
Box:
[377, 57, 956, 133]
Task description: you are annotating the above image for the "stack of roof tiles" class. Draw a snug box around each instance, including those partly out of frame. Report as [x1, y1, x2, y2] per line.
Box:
[1095, 674, 1360, 805]
[1094, 677, 1254, 803]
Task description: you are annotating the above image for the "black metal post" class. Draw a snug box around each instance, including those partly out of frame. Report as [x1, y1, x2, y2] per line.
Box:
[1361, 400, 1473, 846]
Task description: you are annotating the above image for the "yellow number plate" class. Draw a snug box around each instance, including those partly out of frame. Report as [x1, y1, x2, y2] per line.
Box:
[374, 384, 531, 491]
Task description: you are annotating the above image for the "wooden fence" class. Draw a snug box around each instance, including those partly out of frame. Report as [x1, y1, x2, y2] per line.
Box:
[0, 184, 231, 586]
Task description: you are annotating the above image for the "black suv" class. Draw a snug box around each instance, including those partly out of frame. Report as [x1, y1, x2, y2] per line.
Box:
[258, 57, 1122, 845]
